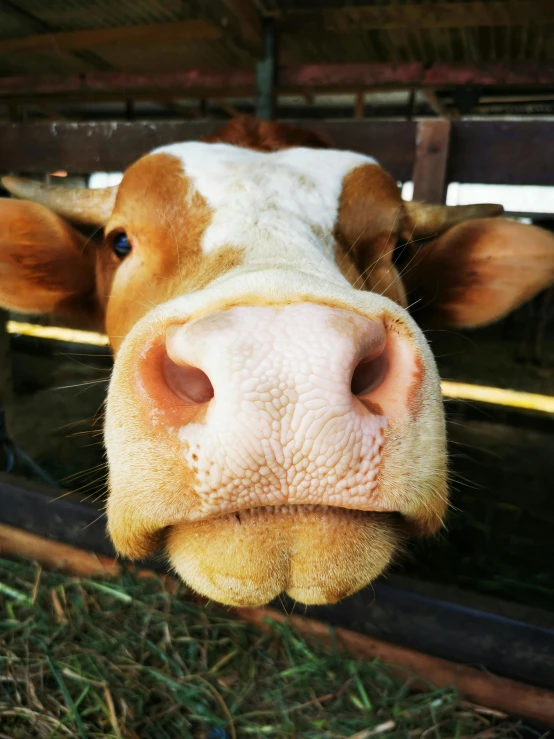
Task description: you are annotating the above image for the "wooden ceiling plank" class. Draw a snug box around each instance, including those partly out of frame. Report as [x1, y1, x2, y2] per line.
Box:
[221, 0, 264, 49]
[283, 1, 554, 32]
[0, 0, 113, 71]
[0, 20, 223, 56]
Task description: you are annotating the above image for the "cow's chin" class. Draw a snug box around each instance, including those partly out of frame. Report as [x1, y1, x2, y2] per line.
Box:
[165, 506, 402, 607]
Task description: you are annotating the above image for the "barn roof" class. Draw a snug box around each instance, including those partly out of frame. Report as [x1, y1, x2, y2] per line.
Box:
[0, 1, 553, 120]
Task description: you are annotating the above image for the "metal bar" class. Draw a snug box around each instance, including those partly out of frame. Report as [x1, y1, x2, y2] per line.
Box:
[255, 18, 277, 120]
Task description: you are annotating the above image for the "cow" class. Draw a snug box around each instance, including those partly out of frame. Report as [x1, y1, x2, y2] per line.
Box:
[1, 116, 554, 608]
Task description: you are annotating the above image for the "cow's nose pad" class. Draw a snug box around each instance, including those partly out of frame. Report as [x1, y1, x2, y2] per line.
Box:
[351, 340, 388, 396]
[162, 354, 214, 404]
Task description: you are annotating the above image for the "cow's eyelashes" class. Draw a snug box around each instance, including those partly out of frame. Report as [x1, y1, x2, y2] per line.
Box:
[111, 232, 133, 260]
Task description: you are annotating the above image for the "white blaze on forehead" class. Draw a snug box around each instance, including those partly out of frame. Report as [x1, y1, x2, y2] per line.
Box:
[165, 304, 388, 519]
[153, 142, 377, 266]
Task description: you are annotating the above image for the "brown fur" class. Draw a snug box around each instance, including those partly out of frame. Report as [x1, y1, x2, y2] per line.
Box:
[402, 218, 554, 328]
[0, 199, 100, 327]
[337, 165, 407, 306]
[167, 508, 398, 607]
[202, 115, 333, 151]
[98, 153, 244, 350]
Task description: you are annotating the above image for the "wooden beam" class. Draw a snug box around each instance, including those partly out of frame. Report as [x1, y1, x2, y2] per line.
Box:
[0, 473, 115, 557]
[0, 522, 119, 577]
[0, 522, 177, 590]
[284, 1, 554, 31]
[412, 120, 452, 204]
[0, 69, 255, 99]
[0, 120, 416, 180]
[449, 120, 554, 186]
[237, 608, 554, 728]
[0, 20, 223, 56]
[0, 62, 553, 104]
[423, 61, 554, 87]
[421, 90, 460, 120]
[30, 104, 67, 122]
[279, 61, 554, 89]
[1, 119, 551, 186]
[164, 100, 203, 119]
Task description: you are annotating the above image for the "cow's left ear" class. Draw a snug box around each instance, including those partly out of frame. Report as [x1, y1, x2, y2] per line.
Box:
[336, 164, 503, 308]
[0, 198, 100, 328]
[402, 218, 554, 328]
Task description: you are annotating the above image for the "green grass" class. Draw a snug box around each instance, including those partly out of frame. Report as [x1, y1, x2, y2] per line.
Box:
[0, 558, 545, 739]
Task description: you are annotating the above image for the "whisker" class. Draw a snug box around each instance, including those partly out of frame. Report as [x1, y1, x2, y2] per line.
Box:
[82, 511, 107, 530]
[351, 244, 398, 290]
[351, 205, 403, 290]
[81, 225, 104, 252]
[59, 462, 108, 484]
[56, 354, 112, 371]
[52, 379, 110, 391]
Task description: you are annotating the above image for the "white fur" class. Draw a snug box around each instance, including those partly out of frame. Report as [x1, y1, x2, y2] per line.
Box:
[154, 143, 377, 280]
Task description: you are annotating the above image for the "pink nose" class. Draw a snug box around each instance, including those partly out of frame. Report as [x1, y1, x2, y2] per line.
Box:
[163, 304, 388, 407]
[137, 303, 422, 515]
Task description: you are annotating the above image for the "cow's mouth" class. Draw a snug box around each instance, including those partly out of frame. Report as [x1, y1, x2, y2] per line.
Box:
[165, 505, 405, 607]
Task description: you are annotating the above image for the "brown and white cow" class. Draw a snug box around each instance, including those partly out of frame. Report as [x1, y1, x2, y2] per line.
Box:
[1, 117, 554, 607]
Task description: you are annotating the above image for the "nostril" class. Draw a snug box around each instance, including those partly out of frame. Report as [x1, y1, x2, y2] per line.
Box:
[351, 348, 388, 396]
[162, 354, 214, 404]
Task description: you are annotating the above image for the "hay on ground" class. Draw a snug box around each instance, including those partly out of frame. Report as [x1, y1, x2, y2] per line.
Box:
[0, 558, 544, 739]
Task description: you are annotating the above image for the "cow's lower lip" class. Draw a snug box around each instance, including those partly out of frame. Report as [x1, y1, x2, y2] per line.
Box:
[165, 505, 404, 607]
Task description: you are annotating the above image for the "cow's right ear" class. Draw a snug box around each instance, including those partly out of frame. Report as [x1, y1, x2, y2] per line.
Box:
[0, 198, 99, 327]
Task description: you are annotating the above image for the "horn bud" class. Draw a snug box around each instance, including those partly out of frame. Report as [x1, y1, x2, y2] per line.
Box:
[402, 201, 504, 240]
[1, 176, 117, 225]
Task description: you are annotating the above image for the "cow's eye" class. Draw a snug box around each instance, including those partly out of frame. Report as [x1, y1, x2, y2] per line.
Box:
[112, 232, 132, 259]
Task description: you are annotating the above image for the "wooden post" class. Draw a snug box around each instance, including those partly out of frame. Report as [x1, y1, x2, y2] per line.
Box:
[354, 91, 365, 119]
[412, 119, 452, 203]
[125, 97, 135, 121]
[255, 18, 277, 120]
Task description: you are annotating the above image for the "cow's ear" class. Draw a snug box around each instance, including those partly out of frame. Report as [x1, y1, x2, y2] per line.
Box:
[402, 218, 554, 328]
[0, 198, 99, 327]
[337, 164, 408, 306]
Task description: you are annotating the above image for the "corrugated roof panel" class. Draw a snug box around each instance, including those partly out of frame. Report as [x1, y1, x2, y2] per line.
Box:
[0, 0, 551, 79]
[0, 50, 89, 76]
[0, 11, 36, 39]
[96, 40, 240, 73]
[8, 0, 184, 32]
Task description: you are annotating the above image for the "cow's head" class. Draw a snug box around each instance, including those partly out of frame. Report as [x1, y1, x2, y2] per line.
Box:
[2, 117, 553, 607]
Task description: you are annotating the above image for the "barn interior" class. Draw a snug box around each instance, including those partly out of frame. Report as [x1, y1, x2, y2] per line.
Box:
[1, 0, 554, 732]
